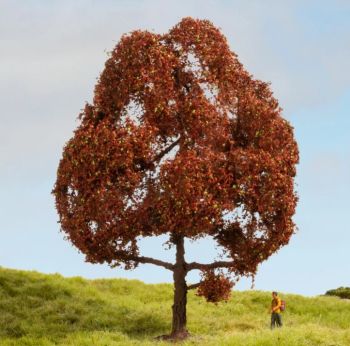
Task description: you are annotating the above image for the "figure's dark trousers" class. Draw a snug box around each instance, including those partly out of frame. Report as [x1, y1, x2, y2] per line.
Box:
[271, 312, 282, 329]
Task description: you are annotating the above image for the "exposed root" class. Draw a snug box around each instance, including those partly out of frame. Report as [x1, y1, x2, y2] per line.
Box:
[155, 330, 190, 342]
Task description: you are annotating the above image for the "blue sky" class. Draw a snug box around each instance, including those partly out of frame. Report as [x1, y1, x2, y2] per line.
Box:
[0, 0, 349, 296]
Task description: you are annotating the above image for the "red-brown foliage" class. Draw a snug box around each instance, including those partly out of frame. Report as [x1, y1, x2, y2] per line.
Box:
[52, 17, 298, 279]
[197, 270, 234, 303]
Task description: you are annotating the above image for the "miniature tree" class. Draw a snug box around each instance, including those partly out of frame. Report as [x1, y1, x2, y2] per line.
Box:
[52, 17, 299, 340]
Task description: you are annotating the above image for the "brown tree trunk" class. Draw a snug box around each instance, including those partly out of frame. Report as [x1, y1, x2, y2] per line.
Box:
[170, 234, 189, 339]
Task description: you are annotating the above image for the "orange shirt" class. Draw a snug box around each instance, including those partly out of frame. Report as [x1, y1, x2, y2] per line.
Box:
[271, 297, 282, 313]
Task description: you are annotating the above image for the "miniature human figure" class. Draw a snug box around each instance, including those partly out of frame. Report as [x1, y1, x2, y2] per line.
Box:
[270, 291, 282, 329]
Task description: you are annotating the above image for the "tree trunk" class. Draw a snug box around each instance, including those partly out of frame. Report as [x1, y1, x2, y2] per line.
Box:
[170, 234, 189, 339]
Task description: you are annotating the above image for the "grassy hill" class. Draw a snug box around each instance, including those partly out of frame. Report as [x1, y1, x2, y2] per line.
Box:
[0, 267, 349, 345]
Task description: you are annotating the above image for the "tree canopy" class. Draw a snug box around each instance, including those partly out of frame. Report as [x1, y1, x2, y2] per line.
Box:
[52, 17, 299, 339]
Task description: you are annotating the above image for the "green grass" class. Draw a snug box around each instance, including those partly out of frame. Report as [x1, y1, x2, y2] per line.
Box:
[0, 267, 349, 345]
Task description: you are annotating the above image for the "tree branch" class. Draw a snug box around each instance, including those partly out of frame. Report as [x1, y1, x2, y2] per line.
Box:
[134, 137, 181, 171]
[187, 260, 235, 271]
[136, 255, 175, 270]
[154, 137, 181, 163]
[187, 282, 201, 290]
[115, 252, 174, 271]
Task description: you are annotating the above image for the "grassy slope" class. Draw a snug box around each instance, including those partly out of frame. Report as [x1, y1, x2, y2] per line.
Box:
[0, 267, 349, 346]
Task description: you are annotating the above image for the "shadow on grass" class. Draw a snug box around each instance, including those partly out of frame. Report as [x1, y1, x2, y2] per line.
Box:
[0, 271, 169, 341]
[233, 322, 256, 331]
